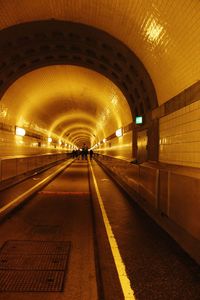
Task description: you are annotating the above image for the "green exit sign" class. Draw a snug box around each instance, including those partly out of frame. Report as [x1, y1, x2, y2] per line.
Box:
[135, 116, 143, 124]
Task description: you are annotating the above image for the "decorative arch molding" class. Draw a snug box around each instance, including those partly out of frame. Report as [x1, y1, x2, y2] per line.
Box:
[0, 20, 157, 117]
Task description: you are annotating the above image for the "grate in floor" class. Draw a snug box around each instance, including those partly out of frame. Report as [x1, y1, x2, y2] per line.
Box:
[0, 240, 70, 255]
[0, 240, 71, 292]
[0, 254, 68, 270]
[0, 270, 65, 292]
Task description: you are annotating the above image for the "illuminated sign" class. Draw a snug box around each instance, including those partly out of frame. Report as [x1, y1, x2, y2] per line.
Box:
[135, 116, 143, 125]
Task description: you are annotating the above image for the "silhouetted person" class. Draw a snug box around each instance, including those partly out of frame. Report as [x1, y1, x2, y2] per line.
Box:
[81, 143, 88, 160]
[89, 149, 94, 160]
[72, 149, 76, 158]
[76, 149, 80, 159]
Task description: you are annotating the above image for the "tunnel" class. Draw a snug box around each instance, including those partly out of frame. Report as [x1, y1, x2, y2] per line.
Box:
[0, 1, 200, 299]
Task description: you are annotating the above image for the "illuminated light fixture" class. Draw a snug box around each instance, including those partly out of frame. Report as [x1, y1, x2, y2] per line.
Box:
[145, 18, 164, 43]
[59, 140, 62, 145]
[135, 116, 143, 125]
[103, 138, 107, 143]
[15, 126, 26, 136]
[115, 128, 123, 137]
[47, 137, 52, 143]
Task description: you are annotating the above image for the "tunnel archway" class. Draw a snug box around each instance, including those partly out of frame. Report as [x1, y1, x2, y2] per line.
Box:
[0, 20, 158, 119]
[0, 65, 133, 156]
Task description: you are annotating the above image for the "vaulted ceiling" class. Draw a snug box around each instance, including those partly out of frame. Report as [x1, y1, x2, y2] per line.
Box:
[1, 65, 132, 146]
[0, 0, 199, 147]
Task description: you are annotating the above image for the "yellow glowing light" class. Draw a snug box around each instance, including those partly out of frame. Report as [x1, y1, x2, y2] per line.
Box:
[15, 126, 26, 136]
[145, 17, 164, 43]
[0, 105, 8, 119]
[103, 138, 107, 143]
[116, 128, 123, 137]
[111, 97, 118, 106]
[48, 137, 52, 143]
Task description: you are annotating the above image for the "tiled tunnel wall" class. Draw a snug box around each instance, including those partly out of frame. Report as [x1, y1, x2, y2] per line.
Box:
[0, 129, 71, 157]
[97, 131, 133, 161]
[159, 99, 200, 167]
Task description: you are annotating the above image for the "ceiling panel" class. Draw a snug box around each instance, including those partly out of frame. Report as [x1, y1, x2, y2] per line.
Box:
[0, 0, 199, 104]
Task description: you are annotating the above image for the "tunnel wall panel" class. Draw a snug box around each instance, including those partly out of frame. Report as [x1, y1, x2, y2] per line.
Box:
[0, 153, 68, 186]
[159, 99, 200, 167]
[95, 154, 200, 242]
[97, 131, 133, 161]
[1, 158, 17, 180]
[169, 172, 200, 240]
[158, 169, 169, 215]
[0, 129, 70, 157]
[17, 157, 28, 175]
[27, 156, 37, 171]
[139, 164, 158, 208]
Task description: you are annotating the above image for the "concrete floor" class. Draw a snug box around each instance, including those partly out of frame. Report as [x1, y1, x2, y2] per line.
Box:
[0, 159, 200, 300]
[0, 161, 98, 300]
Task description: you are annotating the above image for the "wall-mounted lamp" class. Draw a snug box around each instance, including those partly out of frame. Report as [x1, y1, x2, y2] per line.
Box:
[103, 138, 107, 143]
[115, 128, 123, 137]
[47, 137, 52, 143]
[15, 126, 26, 136]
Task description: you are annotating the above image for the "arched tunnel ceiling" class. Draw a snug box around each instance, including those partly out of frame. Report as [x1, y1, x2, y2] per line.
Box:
[0, 20, 157, 119]
[1, 65, 132, 147]
[0, 0, 199, 105]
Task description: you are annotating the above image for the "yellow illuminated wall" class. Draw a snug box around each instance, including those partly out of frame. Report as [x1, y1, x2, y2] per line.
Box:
[159, 100, 200, 167]
[97, 132, 133, 161]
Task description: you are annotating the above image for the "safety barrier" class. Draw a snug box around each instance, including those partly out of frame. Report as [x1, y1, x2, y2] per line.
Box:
[0, 153, 71, 188]
[95, 154, 200, 243]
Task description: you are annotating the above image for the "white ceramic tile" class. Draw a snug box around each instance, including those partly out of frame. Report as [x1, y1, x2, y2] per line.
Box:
[159, 100, 200, 167]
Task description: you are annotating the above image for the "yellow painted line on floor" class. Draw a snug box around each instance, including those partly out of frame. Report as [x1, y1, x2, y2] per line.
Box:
[89, 161, 136, 300]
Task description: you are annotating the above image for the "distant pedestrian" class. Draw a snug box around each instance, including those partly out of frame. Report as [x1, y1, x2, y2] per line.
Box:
[76, 149, 80, 159]
[72, 149, 76, 158]
[89, 149, 94, 160]
[81, 143, 88, 160]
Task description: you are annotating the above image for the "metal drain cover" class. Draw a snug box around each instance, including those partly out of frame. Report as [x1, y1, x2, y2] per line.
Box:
[0, 254, 68, 270]
[0, 270, 64, 292]
[1, 240, 70, 255]
[0, 240, 71, 292]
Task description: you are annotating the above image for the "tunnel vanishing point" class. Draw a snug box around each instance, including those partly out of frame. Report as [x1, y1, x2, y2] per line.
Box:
[0, 1, 200, 267]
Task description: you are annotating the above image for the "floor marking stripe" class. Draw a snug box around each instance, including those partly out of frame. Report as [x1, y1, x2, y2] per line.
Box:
[38, 191, 89, 195]
[89, 161, 135, 300]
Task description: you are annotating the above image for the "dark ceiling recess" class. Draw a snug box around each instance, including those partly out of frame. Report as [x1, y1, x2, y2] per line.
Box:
[0, 20, 157, 117]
